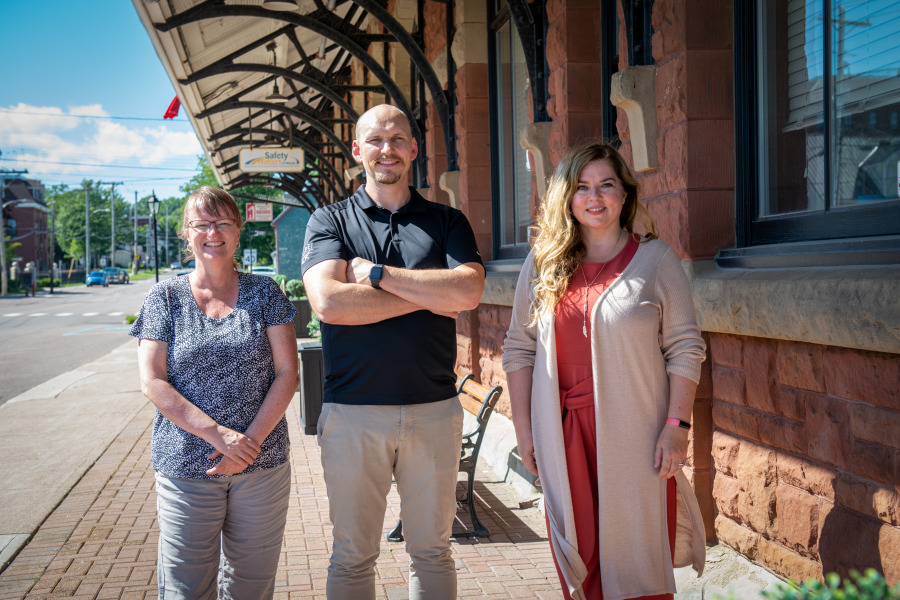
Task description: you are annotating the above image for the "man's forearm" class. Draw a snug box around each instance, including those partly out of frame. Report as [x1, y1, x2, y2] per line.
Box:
[308, 277, 424, 325]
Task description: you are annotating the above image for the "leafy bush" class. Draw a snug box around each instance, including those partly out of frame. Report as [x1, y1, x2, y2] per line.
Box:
[762, 570, 900, 600]
[37, 278, 61, 288]
[125, 315, 138, 324]
[286, 279, 305, 300]
[307, 312, 320, 339]
[273, 274, 287, 287]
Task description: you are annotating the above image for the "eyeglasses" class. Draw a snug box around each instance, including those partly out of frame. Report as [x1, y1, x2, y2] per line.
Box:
[188, 219, 236, 233]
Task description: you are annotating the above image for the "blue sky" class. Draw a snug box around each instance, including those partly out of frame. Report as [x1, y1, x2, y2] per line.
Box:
[0, 0, 203, 200]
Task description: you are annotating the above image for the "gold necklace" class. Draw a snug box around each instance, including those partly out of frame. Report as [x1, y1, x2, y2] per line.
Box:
[580, 230, 624, 338]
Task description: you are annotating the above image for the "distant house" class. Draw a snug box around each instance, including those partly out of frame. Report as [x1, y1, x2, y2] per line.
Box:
[271, 196, 313, 282]
[1, 177, 50, 276]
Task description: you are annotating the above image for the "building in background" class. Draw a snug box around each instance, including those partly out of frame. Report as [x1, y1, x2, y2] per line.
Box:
[135, 0, 899, 585]
[1, 177, 50, 278]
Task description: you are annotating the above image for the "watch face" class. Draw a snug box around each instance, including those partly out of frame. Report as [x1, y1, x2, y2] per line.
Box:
[370, 264, 383, 288]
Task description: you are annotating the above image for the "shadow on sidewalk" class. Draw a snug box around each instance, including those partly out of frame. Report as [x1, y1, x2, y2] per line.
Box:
[451, 481, 547, 545]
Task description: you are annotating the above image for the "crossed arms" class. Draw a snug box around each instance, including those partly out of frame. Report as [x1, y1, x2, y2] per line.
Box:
[303, 256, 485, 325]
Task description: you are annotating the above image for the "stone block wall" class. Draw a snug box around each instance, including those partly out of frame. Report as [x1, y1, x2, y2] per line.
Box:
[709, 333, 900, 584]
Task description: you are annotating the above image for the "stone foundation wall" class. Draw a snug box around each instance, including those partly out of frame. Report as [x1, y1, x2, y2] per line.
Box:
[709, 333, 900, 584]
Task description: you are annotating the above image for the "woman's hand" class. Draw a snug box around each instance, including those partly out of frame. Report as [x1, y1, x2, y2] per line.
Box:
[212, 426, 261, 470]
[516, 430, 540, 478]
[654, 424, 689, 479]
[205, 451, 249, 476]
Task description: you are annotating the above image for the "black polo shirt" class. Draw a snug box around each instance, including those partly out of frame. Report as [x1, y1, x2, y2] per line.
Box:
[301, 186, 483, 405]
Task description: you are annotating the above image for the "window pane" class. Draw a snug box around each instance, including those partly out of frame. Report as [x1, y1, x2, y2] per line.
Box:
[510, 25, 532, 246]
[494, 20, 532, 250]
[758, 0, 826, 217]
[495, 21, 515, 245]
[832, 0, 900, 207]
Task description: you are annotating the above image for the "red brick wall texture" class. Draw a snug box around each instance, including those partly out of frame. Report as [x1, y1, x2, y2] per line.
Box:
[710, 334, 900, 585]
[411, 0, 900, 586]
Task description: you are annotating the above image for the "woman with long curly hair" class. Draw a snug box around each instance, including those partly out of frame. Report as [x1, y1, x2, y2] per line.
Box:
[502, 143, 707, 599]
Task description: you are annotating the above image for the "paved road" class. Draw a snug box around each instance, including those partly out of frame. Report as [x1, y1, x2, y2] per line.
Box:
[0, 274, 169, 406]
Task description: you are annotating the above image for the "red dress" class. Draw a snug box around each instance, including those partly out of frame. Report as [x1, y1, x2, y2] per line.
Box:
[550, 235, 676, 600]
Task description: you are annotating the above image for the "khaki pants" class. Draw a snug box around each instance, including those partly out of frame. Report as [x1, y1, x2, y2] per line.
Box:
[317, 398, 464, 600]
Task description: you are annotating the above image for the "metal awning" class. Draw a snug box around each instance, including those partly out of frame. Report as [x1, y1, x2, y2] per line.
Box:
[132, 0, 459, 209]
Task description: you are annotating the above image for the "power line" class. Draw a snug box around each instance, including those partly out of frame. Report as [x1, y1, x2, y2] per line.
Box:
[0, 157, 197, 172]
[0, 107, 187, 123]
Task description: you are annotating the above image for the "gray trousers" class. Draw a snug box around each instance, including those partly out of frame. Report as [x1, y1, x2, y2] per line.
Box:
[154, 461, 291, 600]
[317, 397, 464, 600]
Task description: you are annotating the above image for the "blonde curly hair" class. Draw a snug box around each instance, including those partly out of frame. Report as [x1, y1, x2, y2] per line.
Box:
[529, 143, 658, 323]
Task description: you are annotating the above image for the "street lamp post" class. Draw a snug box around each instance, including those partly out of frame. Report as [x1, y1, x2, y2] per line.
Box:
[148, 192, 161, 283]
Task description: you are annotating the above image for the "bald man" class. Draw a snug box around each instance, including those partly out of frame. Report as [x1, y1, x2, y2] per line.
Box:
[302, 105, 485, 599]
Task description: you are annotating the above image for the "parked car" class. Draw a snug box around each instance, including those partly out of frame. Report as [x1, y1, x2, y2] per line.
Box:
[250, 265, 277, 277]
[176, 260, 195, 277]
[86, 270, 109, 287]
[103, 267, 129, 284]
[170, 261, 182, 269]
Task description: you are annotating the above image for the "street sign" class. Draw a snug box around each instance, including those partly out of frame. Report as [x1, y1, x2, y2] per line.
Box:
[243, 248, 257, 267]
[246, 202, 274, 222]
[239, 147, 305, 172]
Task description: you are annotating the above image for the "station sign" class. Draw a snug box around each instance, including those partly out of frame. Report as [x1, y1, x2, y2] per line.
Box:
[239, 147, 304, 172]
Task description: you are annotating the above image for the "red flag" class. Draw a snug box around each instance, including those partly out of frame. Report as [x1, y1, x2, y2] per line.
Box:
[163, 96, 181, 119]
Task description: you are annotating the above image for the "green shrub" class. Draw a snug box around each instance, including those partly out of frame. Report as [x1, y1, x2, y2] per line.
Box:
[37, 278, 61, 288]
[273, 274, 287, 287]
[125, 315, 138, 324]
[307, 312, 320, 339]
[286, 279, 305, 300]
[762, 570, 900, 600]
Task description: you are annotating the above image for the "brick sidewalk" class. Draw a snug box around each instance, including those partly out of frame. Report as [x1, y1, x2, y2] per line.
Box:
[0, 397, 563, 600]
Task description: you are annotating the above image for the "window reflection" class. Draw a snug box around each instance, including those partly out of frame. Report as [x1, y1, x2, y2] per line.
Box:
[758, 0, 900, 217]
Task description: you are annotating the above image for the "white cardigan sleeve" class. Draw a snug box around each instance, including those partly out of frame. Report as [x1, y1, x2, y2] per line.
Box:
[501, 253, 539, 374]
[655, 247, 706, 383]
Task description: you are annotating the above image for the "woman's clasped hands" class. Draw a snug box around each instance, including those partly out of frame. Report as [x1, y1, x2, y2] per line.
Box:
[206, 426, 261, 476]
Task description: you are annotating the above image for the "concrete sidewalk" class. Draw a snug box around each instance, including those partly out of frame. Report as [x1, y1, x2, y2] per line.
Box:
[0, 342, 784, 599]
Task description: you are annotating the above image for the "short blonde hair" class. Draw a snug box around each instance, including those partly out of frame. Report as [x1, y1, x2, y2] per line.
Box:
[178, 186, 243, 267]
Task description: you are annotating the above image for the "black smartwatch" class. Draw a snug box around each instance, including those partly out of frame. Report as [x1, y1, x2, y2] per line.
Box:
[369, 264, 384, 289]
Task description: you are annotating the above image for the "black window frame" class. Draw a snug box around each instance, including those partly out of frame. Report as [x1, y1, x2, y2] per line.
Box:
[726, 0, 900, 267]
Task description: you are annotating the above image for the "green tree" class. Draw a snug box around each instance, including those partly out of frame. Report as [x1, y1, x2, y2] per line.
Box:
[179, 155, 283, 267]
[180, 154, 219, 193]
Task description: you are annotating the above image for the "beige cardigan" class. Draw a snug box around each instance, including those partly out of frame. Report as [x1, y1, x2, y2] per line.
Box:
[502, 239, 707, 600]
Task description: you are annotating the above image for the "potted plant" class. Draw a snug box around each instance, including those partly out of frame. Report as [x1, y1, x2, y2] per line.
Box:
[285, 279, 313, 339]
[298, 310, 323, 435]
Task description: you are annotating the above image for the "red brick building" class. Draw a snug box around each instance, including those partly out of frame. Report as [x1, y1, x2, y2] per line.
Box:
[1, 177, 50, 277]
[137, 0, 899, 585]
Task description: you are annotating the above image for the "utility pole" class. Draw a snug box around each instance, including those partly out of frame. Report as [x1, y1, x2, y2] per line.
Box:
[99, 181, 123, 267]
[84, 185, 90, 273]
[133, 191, 139, 274]
[165, 203, 169, 267]
[49, 201, 56, 293]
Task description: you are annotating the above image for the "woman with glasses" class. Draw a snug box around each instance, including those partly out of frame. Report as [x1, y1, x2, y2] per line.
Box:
[130, 186, 298, 599]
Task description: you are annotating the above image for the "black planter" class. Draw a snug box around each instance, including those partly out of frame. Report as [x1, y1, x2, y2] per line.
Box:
[291, 298, 313, 338]
[298, 341, 324, 435]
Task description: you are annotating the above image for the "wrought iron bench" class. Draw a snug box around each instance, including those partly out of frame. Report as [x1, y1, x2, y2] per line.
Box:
[386, 373, 503, 541]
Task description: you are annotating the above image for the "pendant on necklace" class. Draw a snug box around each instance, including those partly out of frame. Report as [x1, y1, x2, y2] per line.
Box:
[582, 324, 588, 337]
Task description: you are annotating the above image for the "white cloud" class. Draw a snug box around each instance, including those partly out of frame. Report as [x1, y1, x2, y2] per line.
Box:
[0, 103, 202, 195]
